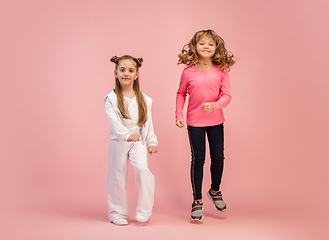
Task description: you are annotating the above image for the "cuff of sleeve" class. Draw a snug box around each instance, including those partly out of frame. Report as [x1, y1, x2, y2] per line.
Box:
[210, 102, 221, 111]
[123, 133, 131, 142]
[176, 112, 184, 121]
[147, 139, 158, 146]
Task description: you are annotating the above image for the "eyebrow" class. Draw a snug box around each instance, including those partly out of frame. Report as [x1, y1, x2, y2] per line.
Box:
[199, 39, 215, 43]
[199, 42, 215, 45]
[119, 67, 136, 70]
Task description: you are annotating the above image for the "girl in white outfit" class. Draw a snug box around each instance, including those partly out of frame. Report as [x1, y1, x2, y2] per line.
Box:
[105, 55, 158, 226]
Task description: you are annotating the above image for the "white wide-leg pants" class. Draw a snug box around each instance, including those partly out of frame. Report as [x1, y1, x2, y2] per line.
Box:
[106, 139, 155, 221]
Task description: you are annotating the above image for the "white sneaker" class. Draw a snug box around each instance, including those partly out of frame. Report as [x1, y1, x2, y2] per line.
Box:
[135, 214, 149, 223]
[111, 217, 128, 226]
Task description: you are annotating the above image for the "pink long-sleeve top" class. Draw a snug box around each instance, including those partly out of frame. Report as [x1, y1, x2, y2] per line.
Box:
[175, 64, 231, 127]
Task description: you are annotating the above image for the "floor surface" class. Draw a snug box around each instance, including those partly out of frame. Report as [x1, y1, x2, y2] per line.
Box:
[2, 192, 328, 240]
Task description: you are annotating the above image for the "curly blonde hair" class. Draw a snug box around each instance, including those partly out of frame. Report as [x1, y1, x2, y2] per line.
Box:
[110, 55, 147, 127]
[178, 29, 236, 71]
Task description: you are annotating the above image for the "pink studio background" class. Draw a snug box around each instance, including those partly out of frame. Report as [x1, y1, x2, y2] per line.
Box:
[1, 0, 328, 239]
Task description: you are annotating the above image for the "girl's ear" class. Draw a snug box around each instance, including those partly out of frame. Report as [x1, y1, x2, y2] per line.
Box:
[114, 70, 117, 79]
[135, 71, 139, 80]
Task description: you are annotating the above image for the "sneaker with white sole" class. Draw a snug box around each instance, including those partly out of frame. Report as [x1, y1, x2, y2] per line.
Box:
[111, 217, 128, 226]
[190, 200, 204, 221]
[135, 214, 149, 223]
[207, 189, 226, 212]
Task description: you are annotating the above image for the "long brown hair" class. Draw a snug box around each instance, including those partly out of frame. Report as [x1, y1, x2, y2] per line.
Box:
[110, 55, 147, 127]
[178, 29, 236, 71]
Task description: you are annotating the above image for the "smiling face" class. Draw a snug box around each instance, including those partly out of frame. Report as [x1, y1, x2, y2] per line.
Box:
[114, 59, 139, 89]
[196, 34, 216, 60]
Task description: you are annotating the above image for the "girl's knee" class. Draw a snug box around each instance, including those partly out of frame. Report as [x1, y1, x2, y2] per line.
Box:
[134, 162, 149, 173]
[210, 156, 224, 164]
[191, 157, 205, 165]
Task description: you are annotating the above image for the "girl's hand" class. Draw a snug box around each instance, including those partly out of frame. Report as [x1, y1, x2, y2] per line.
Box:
[127, 133, 140, 142]
[148, 145, 158, 155]
[176, 119, 184, 128]
[203, 102, 214, 113]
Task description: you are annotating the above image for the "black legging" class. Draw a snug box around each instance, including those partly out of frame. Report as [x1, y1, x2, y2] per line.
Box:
[187, 124, 224, 200]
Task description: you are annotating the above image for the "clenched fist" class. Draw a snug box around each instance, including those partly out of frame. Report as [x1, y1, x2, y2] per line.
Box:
[202, 102, 214, 113]
[148, 145, 158, 155]
[176, 119, 184, 128]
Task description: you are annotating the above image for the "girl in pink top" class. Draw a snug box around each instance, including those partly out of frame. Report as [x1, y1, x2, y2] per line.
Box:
[175, 29, 236, 221]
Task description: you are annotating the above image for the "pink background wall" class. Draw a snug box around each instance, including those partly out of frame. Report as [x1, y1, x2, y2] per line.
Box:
[1, 0, 329, 239]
